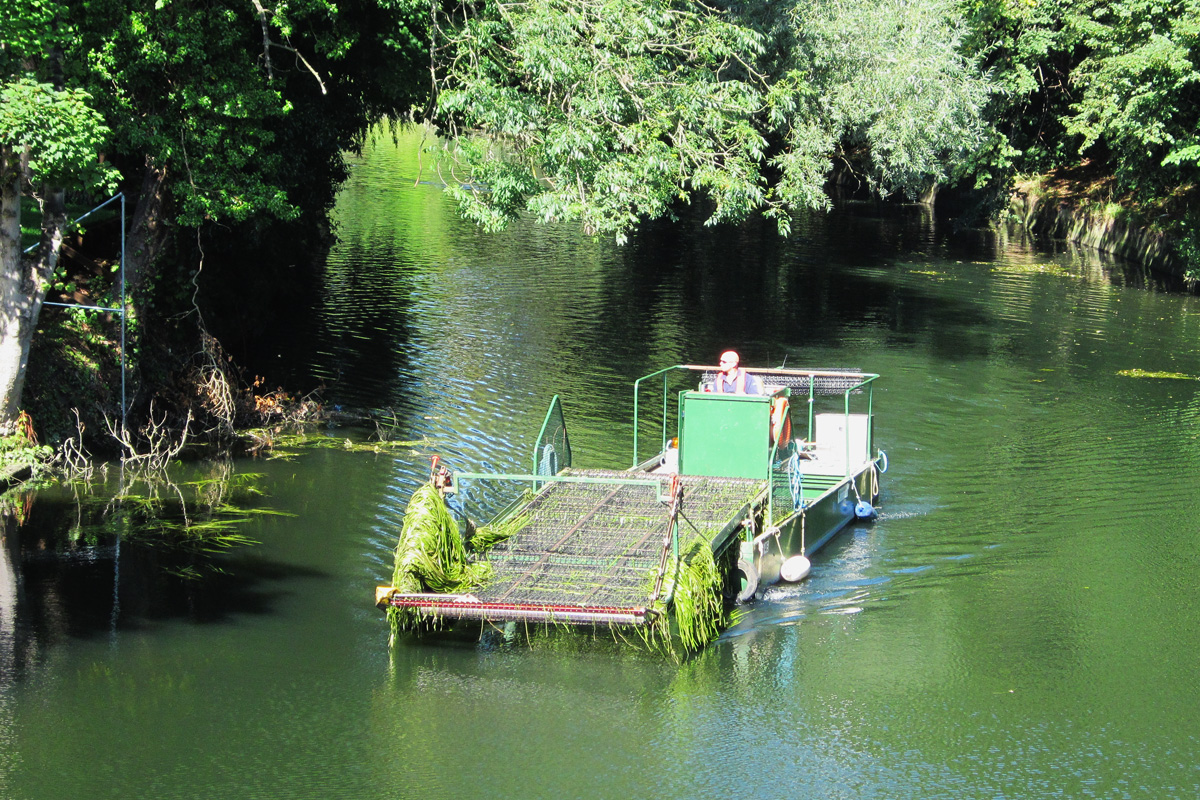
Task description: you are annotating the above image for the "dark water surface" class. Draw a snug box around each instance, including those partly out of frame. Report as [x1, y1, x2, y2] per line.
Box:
[6, 129, 1200, 798]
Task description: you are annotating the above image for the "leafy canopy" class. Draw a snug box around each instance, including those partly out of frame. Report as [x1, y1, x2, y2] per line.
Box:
[768, 0, 990, 205]
[0, 79, 117, 193]
[1066, 0, 1200, 197]
[427, 0, 991, 241]
[431, 0, 768, 242]
[0, 2, 117, 193]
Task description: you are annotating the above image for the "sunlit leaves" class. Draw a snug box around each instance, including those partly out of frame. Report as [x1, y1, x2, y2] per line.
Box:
[429, 0, 770, 241]
[771, 0, 991, 201]
[428, 0, 991, 241]
[0, 79, 118, 192]
[1066, 0, 1200, 197]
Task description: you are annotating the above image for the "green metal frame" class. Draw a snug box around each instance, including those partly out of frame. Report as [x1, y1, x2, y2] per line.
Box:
[632, 366, 682, 467]
[532, 394, 571, 488]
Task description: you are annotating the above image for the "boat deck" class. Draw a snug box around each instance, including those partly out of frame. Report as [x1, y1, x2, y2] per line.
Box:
[478, 469, 763, 608]
[385, 469, 765, 626]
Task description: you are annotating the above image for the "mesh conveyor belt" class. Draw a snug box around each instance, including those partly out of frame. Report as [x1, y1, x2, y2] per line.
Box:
[475, 470, 764, 609]
[700, 370, 866, 395]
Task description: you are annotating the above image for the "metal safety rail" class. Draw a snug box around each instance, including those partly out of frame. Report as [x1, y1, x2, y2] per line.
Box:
[764, 371, 880, 527]
[632, 365, 879, 468]
[381, 469, 765, 627]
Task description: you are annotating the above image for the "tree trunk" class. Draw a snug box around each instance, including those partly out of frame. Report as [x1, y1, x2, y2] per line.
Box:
[126, 157, 171, 292]
[0, 153, 29, 432]
[0, 160, 66, 430]
[919, 181, 939, 207]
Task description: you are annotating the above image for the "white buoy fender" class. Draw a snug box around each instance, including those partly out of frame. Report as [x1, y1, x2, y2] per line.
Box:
[780, 555, 811, 583]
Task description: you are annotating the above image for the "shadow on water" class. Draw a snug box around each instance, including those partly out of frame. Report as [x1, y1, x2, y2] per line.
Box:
[0, 462, 329, 676]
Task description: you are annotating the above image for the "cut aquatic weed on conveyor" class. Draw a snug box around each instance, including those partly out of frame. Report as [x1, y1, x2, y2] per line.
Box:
[645, 535, 727, 654]
[388, 482, 492, 640]
[385, 471, 733, 657]
[468, 503, 532, 553]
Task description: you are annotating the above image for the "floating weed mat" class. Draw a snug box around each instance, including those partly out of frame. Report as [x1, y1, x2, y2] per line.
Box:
[389, 482, 493, 640]
[992, 262, 1074, 277]
[243, 430, 433, 461]
[56, 467, 283, 579]
[642, 535, 728, 658]
[1117, 368, 1199, 380]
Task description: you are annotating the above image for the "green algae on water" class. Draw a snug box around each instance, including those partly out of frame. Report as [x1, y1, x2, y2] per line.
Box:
[1117, 369, 1199, 380]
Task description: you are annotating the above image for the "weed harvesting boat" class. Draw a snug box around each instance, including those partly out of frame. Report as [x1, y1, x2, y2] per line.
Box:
[375, 364, 886, 653]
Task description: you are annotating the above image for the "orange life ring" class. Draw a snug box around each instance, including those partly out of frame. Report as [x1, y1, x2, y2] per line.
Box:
[770, 397, 791, 448]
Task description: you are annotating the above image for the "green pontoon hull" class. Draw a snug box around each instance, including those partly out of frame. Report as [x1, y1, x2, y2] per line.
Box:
[738, 461, 881, 590]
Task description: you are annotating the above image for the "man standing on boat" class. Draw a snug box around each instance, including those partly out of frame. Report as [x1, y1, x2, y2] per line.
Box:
[714, 351, 763, 394]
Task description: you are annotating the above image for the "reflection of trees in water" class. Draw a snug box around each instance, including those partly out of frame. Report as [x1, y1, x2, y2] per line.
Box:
[0, 510, 16, 795]
[0, 461, 279, 677]
[102, 459, 271, 578]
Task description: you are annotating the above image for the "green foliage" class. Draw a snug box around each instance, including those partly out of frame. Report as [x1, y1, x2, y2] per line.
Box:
[428, 0, 991, 241]
[769, 0, 990, 202]
[24, 305, 123, 443]
[0, 434, 53, 478]
[961, 0, 1200, 216]
[960, 0, 1083, 175]
[53, 0, 428, 230]
[1176, 220, 1200, 283]
[1, 1, 117, 192]
[1066, 0, 1200, 199]
[78, 0, 300, 225]
[0, 79, 118, 192]
[431, 0, 768, 242]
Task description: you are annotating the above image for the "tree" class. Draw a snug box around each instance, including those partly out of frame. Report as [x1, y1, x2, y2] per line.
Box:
[766, 0, 991, 206]
[0, 4, 118, 428]
[1066, 0, 1200, 200]
[428, 0, 769, 242]
[424, 0, 992, 241]
[2, 0, 428, 434]
[960, 0, 1200, 271]
[63, 0, 428, 287]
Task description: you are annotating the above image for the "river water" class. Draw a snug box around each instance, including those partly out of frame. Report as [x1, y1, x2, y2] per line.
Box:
[5, 129, 1200, 799]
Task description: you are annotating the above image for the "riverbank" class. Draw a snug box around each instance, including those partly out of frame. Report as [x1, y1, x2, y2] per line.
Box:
[0, 431, 53, 499]
[1008, 163, 1186, 279]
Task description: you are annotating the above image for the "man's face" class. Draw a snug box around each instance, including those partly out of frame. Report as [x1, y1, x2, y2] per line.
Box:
[719, 353, 738, 374]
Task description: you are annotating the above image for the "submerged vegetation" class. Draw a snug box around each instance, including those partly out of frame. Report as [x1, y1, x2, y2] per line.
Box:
[23, 459, 286, 581]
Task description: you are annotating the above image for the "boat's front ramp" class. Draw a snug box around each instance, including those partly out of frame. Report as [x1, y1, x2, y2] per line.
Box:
[377, 468, 765, 628]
